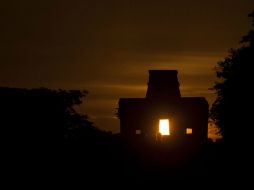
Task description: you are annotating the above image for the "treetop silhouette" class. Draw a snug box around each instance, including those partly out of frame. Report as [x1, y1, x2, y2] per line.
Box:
[211, 10, 254, 145]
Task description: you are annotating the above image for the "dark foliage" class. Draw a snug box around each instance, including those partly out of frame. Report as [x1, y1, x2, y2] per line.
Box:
[211, 11, 254, 146]
[0, 87, 123, 187]
[0, 87, 100, 145]
[208, 11, 254, 185]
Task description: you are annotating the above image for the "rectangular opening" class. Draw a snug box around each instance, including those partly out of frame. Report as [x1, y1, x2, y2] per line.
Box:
[186, 128, 192, 134]
[135, 129, 141, 135]
[159, 119, 170, 135]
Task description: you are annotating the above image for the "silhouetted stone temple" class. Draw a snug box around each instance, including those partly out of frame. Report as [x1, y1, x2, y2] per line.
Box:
[118, 70, 208, 148]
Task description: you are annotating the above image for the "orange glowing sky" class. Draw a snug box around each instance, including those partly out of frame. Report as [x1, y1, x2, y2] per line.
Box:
[1, 0, 253, 136]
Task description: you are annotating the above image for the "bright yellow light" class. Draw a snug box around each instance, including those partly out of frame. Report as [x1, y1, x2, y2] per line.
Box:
[159, 119, 170, 135]
[186, 128, 192, 134]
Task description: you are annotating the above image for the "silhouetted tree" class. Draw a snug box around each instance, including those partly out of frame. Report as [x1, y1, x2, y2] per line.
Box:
[1, 87, 121, 184]
[0, 87, 98, 146]
[211, 10, 254, 146]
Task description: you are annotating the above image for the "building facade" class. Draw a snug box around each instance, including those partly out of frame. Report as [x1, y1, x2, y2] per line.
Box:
[118, 70, 208, 147]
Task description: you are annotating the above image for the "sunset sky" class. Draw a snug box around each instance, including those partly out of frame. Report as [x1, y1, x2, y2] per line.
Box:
[1, 0, 253, 133]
